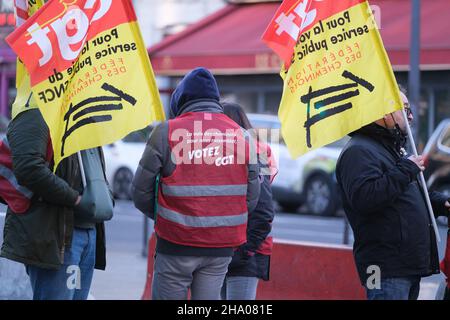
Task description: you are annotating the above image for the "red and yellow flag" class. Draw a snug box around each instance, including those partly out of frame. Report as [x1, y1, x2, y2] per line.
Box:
[7, 0, 164, 168]
[262, 0, 402, 158]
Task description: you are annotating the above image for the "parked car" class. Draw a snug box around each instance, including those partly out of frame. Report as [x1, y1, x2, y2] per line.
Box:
[423, 119, 450, 226]
[103, 125, 153, 199]
[247, 113, 346, 216]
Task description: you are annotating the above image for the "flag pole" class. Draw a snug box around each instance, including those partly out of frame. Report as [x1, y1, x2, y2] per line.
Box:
[77, 151, 87, 188]
[401, 108, 441, 242]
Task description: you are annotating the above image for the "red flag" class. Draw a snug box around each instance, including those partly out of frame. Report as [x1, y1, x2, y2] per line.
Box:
[261, 0, 364, 68]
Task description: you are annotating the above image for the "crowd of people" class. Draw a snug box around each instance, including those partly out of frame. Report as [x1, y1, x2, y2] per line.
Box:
[0, 67, 449, 300]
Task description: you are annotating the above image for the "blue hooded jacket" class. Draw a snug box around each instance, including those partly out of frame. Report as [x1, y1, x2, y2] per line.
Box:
[169, 67, 221, 119]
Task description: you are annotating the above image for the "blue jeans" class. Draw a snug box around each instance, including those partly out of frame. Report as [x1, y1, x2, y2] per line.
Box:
[365, 276, 421, 300]
[26, 228, 96, 300]
[222, 276, 259, 300]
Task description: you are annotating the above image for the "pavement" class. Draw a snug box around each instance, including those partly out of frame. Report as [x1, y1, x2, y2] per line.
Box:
[90, 250, 148, 300]
[0, 205, 448, 300]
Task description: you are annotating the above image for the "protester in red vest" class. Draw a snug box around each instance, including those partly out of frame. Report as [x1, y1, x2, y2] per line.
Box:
[221, 102, 277, 300]
[132, 67, 260, 300]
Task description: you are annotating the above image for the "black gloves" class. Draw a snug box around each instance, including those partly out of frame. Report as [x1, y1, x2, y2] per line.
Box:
[229, 245, 255, 270]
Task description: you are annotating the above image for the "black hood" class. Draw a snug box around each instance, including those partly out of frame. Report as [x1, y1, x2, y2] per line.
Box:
[169, 67, 221, 119]
[351, 123, 408, 155]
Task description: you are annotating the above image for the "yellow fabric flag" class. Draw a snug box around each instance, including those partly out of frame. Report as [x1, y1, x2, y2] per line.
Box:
[7, 0, 165, 168]
[264, 0, 402, 158]
[12, 0, 45, 119]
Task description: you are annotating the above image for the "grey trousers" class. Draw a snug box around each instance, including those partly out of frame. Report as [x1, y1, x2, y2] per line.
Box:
[152, 253, 232, 300]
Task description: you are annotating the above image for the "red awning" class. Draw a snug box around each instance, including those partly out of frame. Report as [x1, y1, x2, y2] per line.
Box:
[148, 0, 450, 75]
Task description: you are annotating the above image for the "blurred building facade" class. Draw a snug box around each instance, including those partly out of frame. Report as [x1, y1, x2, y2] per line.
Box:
[0, 0, 227, 119]
[0, 0, 449, 148]
[132, 0, 226, 46]
[148, 0, 450, 149]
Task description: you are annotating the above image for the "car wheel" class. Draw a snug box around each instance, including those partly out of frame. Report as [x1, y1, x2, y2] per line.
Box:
[304, 173, 337, 216]
[113, 167, 134, 200]
[436, 184, 450, 227]
[278, 202, 300, 213]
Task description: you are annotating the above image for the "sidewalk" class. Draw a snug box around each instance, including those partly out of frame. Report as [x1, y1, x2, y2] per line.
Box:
[90, 250, 147, 300]
[89, 247, 444, 300]
[0, 253, 444, 300]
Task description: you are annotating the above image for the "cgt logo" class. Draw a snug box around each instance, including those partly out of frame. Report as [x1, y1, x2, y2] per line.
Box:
[26, 0, 112, 66]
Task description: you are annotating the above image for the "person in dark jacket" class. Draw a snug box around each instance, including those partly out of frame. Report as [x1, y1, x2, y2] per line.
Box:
[220, 102, 277, 300]
[0, 108, 108, 300]
[132, 67, 260, 300]
[336, 91, 450, 300]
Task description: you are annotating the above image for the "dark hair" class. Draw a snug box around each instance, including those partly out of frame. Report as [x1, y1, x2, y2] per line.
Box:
[221, 102, 253, 130]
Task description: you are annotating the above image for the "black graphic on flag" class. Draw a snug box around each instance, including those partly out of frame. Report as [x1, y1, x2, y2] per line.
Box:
[301, 70, 374, 148]
[61, 83, 137, 156]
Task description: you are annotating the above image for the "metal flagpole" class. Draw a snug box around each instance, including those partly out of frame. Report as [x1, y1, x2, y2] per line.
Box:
[77, 151, 87, 188]
[401, 108, 441, 242]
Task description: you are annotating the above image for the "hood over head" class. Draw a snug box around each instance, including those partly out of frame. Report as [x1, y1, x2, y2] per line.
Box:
[169, 67, 221, 119]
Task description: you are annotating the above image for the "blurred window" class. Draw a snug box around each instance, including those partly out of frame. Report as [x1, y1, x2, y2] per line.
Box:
[436, 89, 450, 126]
[222, 92, 258, 114]
[264, 91, 282, 114]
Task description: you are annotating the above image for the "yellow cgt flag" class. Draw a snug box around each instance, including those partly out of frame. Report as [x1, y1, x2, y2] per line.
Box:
[263, 0, 402, 158]
[12, 0, 44, 117]
[7, 0, 165, 169]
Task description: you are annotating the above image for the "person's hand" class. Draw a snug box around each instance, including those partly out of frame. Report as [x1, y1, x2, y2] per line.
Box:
[228, 245, 255, 269]
[408, 155, 425, 171]
[74, 193, 95, 219]
[445, 201, 450, 213]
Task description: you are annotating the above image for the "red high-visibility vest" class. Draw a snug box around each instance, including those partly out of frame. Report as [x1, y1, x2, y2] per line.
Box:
[155, 112, 250, 248]
[0, 136, 53, 213]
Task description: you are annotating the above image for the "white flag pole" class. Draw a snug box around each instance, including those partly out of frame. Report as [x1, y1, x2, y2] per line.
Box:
[401, 108, 441, 243]
[77, 151, 87, 188]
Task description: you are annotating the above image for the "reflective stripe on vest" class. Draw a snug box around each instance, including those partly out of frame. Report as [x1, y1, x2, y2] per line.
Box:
[159, 206, 247, 228]
[156, 111, 249, 247]
[161, 183, 247, 197]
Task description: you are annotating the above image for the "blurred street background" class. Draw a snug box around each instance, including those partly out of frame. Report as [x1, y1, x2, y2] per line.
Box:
[1, 0, 450, 300]
[1, 200, 447, 299]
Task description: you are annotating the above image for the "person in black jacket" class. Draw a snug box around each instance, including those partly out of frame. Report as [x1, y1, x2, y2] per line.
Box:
[220, 102, 277, 300]
[336, 91, 450, 300]
[1, 109, 108, 300]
